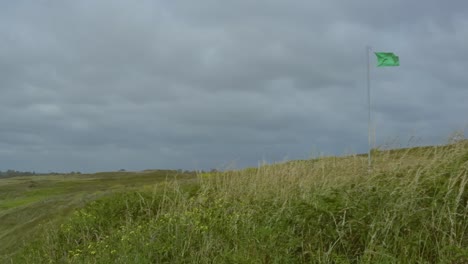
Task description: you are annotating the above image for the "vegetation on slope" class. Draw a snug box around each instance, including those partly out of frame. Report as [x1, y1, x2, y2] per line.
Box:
[0, 170, 196, 259]
[4, 140, 468, 263]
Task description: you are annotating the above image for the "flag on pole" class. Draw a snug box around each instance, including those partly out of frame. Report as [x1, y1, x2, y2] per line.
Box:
[375, 52, 399, 67]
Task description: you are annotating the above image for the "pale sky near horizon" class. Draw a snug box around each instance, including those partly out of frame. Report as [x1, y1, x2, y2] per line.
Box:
[1, 0, 467, 173]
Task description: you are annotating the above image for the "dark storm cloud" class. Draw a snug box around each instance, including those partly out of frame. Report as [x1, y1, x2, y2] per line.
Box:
[0, 0, 467, 172]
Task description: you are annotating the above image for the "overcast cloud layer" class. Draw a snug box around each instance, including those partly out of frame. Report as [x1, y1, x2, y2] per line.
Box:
[1, 0, 467, 173]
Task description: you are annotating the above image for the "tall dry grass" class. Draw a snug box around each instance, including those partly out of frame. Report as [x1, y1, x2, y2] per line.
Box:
[10, 140, 468, 263]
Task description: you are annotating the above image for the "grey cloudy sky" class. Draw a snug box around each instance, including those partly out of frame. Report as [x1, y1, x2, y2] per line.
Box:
[1, 0, 467, 173]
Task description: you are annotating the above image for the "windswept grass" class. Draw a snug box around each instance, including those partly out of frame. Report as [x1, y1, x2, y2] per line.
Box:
[0, 170, 196, 259]
[5, 140, 468, 263]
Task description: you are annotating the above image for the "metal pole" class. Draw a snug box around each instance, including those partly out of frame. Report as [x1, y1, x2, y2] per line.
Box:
[367, 46, 372, 172]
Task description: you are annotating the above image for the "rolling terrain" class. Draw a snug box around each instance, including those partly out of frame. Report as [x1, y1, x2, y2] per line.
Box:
[1, 140, 467, 263]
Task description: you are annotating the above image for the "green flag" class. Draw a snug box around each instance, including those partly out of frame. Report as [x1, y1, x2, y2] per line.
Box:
[375, 52, 399, 67]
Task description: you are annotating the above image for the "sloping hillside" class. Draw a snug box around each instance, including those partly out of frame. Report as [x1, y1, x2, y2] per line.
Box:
[0, 170, 196, 258]
[3, 140, 468, 263]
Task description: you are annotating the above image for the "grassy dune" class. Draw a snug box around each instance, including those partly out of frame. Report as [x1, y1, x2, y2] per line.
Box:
[2, 140, 468, 263]
[0, 170, 196, 259]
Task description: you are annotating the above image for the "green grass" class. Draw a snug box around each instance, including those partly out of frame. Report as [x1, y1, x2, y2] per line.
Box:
[0, 170, 196, 259]
[2, 140, 468, 263]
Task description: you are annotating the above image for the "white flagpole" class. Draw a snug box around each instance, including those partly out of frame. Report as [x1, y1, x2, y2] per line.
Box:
[367, 46, 372, 172]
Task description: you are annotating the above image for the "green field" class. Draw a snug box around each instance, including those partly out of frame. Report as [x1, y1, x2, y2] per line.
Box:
[0, 170, 197, 260]
[1, 140, 467, 263]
